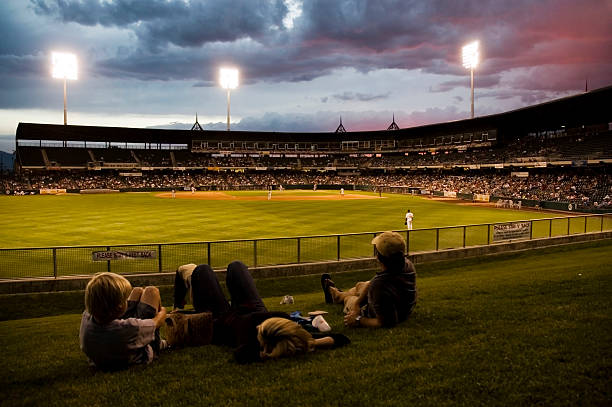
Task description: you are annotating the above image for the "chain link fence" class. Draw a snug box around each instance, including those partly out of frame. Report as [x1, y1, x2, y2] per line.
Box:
[1, 214, 610, 279]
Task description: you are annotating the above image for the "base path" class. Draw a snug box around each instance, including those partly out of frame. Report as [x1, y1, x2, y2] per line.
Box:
[156, 191, 381, 201]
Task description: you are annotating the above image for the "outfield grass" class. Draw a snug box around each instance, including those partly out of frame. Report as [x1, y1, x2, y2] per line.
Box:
[0, 240, 610, 406]
[0, 191, 564, 248]
[3, 191, 609, 279]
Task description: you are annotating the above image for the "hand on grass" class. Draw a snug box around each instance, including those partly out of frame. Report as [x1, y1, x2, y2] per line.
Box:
[344, 311, 360, 327]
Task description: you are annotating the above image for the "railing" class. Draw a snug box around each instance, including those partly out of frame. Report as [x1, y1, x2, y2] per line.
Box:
[0, 214, 610, 280]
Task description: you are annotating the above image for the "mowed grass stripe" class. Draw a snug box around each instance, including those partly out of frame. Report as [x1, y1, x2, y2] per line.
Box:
[0, 240, 610, 406]
[2, 191, 607, 278]
[0, 191, 561, 248]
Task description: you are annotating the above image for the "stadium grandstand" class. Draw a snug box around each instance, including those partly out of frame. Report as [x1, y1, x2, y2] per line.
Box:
[6, 85, 612, 211]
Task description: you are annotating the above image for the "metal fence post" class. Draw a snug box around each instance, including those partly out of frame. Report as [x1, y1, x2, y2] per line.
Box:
[436, 228, 439, 251]
[337, 235, 341, 260]
[407, 231, 410, 255]
[530, 220, 533, 240]
[374, 233, 378, 256]
[53, 248, 57, 279]
[297, 237, 301, 263]
[549, 219, 552, 237]
[253, 240, 257, 267]
[601, 215, 604, 232]
[487, 224, 490, 245]
[463, 226, 466, 247]
[107, 246, 111, 272]
[158, 244, 162, 273]
[584, 216, 587, 234]
[207, 242, 211, 266]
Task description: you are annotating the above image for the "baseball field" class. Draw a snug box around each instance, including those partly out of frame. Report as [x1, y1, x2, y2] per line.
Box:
[3, 189, 609, 279]
[1, 190, 611, 405]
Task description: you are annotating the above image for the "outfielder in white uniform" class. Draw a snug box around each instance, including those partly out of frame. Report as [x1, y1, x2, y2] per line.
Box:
[405, 209, 414, 230]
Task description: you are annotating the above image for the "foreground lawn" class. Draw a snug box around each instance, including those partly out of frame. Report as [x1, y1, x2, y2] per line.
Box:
[1, 241, 610, 406]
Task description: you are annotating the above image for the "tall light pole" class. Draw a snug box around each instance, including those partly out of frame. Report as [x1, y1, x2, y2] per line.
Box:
[462, 41, 479, 119]
[51, 52, 78, 125]
[219, 67, 239, 131]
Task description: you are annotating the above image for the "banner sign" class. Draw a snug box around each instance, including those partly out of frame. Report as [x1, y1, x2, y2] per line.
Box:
[511, 171, 529, 178]
[92, 250, 157, 262]
[474, 194, 490, 202]
[443, 191, 457, 198]
[493, 221, 531, 242]
[40, 188, 66, 195]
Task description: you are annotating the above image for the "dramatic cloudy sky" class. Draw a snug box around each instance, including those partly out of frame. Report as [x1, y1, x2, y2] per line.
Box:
[0, 0, 611, 152]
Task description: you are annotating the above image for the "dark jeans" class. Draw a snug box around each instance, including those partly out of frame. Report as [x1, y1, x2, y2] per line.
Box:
[191, 261, 267, 316]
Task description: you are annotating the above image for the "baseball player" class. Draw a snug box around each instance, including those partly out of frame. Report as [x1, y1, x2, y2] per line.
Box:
[405, 209, 413, 230]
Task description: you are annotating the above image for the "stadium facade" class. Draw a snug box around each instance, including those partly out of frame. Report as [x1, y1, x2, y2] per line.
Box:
[15, 85, 611, 171]
[8, 86, 611, 212]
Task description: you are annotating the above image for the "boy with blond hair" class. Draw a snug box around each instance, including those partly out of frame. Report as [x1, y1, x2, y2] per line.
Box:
[79, 272, 167, 371]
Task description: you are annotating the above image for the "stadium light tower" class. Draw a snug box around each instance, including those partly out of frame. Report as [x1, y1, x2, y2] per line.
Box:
[462, 41, 479, 119]
[219, 67, 239, 131]
[51, 52, 78, 125]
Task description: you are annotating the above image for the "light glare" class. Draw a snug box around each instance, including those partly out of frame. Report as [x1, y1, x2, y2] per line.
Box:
[219, 68, 239, 89]
[51, 52, 78, 80]
[462, 41, 479, 69]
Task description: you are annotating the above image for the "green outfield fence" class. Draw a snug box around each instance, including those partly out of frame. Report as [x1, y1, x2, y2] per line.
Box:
[0, 214, 610, 279]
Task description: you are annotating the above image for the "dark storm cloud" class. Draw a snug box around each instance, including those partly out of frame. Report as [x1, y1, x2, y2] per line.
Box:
[31, 0, 287, 48]
[13, 0, 612, 93]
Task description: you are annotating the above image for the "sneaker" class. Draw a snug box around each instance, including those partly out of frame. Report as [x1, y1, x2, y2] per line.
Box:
[312, 315, 331, 332]
[279, 295, 294, 305]
[321, 274, 334, 304]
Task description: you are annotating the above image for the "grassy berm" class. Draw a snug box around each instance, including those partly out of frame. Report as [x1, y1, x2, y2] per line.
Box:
[0, 240, 610, 406]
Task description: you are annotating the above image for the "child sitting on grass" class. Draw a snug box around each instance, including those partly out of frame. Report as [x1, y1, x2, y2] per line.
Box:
[79, 272, 167, 371]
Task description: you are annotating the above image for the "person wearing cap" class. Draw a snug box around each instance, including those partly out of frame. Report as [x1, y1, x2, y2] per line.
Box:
[321, 231, 417, 328]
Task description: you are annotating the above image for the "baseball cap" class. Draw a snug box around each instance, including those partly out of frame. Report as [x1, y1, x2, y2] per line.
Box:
[371, 231, 406, 257]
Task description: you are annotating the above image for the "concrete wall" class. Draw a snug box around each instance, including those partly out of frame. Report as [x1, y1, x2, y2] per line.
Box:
[1, 231, 610, 295]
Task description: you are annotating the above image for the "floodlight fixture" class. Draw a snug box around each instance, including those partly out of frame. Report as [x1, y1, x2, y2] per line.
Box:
[462, 41, 479, 69]
[51, 52, 78, 125]
[462, 41, 479, 119]
[219, 67, 239, 130]
[219, 67, 239, 90]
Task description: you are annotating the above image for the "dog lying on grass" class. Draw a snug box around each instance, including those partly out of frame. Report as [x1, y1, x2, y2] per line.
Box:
[165, 311, 213, 347]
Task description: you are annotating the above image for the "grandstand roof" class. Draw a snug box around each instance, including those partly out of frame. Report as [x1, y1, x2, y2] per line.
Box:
[16, 85, 611, 145]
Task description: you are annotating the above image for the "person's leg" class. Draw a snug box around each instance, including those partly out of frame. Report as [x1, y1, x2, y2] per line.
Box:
[121, 287, 143, 319]
[226, 261, 267, 312]
[134, 286, 164, 352]
[139, 286, 161, 313]
[191, 264, 230, 316]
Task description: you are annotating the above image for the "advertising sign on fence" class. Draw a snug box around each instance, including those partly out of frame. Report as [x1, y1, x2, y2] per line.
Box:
[493, 221, 531, 242]
[92, 250, 157, 262]
[39, 188, 67, 195]
[474, 193, 490, 202]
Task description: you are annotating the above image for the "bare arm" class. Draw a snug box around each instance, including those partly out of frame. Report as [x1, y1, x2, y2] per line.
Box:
[344, 313, 383, 328]
[152, 306, 167, 329]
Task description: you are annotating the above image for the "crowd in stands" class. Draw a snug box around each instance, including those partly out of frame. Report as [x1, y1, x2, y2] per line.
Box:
[3, 170, 610, 210]
[16, 130, 612, 171]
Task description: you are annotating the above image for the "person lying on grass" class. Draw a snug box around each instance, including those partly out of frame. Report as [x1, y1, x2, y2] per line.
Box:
[79, 272, 167, 371]
[173, 261, 350, 363]
[321, 231, 417, 328]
